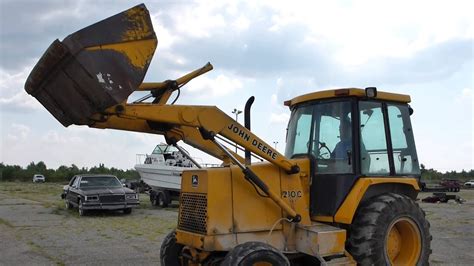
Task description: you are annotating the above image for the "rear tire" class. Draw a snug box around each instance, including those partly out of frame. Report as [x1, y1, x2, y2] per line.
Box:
[222, 241, 290, 266]
[347, 193, 431, 265]
[160, 230, 184, 266]
[158, 192, 168, 208]
[155, 190, 170, 208]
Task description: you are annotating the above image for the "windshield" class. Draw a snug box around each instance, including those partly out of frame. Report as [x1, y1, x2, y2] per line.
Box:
[285, 100, 353, 174]
[152, 144, 179, 155]
[79, 176, 122, 188]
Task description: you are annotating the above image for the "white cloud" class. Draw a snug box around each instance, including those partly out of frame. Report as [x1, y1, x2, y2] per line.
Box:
[187, 74, 243, 98]
[0, 65, 41, 112]
[462, 88, 472, 99]
[270, 112, 290, 124]
[232, 15, 251, 31]
[37, 2, 85, 22]
[6, 123, 30, 141]
[455, 88, 473, 104]
[171, 2, 228, 38]
[151, 13, 179, 51]
[260, 0, 473, 66]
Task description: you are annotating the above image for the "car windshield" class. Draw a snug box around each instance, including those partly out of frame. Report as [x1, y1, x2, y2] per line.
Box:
[79, 176, 122, 188]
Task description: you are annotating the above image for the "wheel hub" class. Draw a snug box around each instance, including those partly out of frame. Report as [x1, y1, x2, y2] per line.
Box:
[386, 217, 422, 264]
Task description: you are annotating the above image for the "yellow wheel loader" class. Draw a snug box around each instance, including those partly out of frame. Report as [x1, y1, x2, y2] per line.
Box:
[25, 4, 431, 265]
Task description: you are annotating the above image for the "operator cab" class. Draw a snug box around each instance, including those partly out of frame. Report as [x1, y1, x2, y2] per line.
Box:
[285, 88, 421, 216]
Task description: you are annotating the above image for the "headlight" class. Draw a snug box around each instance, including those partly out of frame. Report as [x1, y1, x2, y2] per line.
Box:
[85, 195, 99, 201]
[125, 194, 138, 200]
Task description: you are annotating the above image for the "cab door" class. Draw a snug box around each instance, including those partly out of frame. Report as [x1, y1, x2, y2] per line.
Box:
[309, 99, 359, 216]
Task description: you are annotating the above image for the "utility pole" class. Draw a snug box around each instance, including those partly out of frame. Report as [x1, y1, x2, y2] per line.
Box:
[273, 141, 278, 150]
[232, 108, 242, 153]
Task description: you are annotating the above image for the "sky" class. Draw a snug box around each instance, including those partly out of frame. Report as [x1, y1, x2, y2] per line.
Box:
[0, 0, 473, 172]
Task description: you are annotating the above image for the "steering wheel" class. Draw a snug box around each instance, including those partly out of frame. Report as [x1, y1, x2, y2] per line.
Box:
[318, 142, 331, 159]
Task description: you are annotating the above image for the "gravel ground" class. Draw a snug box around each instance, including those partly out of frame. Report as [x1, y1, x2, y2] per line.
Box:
[0, 182, 473, 265]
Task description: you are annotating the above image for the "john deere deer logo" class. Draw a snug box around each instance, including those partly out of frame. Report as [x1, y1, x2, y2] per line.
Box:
[191, 175, 198, 188]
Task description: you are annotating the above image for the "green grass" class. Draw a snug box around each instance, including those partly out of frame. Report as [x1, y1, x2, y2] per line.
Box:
[26, 240, 65, 266]
[0, 182, 64, 205]
[0, 217, 13, 227]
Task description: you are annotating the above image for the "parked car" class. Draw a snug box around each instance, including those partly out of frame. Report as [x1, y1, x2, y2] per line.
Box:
[61, 174, 139, 216]
[464, 180, 474, 187]
[33, 174, 46, 183]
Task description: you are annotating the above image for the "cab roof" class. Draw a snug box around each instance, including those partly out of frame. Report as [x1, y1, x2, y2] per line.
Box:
[285, 88, 411, 107]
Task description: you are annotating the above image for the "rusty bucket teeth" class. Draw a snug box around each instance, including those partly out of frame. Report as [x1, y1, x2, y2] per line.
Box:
[24, 4, 157, 127]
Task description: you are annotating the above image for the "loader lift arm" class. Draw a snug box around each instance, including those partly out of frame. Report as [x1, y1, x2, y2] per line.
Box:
[89, 72, 300, 220]
[24, 3, 300, 221]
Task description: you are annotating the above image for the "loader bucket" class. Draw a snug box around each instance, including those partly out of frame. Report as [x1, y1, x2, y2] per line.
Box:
[25, 4, 157, 127]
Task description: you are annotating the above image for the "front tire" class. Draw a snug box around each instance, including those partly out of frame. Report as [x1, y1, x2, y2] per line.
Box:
[65, 199, 73, 210]
[123, 208, 132, 214]
[222, 241, 290, 266]
[160, 230, 184, 266]
[347, 193, 432, 265]
[78, 199, 87, 216]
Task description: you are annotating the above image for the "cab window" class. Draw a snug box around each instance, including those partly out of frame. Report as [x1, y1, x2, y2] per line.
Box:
[312, 101, 353, 174]
[388, 104, 420, 175]
[285, 105, 313, 157]
[359, 102, 390, 175]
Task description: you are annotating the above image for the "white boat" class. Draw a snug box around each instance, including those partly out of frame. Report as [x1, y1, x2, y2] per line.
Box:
[134, 144, 197, 192]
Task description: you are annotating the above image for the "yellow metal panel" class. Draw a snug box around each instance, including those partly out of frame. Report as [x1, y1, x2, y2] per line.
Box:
[181, 167, 233, 235]
[181, 168, 234, 236]
[181, 169, 209, 193]
[313, 215, 334, 223]
[279, 158, 312, 226]
[86, 39, 157, 69]
[206, 168, 234, 235]
[176, 230, 205, 250]
[231, 163, 283, 232]
[334, 177, 420, 224]
[295, 223, 347, 257]
[288, 88, 411, 106]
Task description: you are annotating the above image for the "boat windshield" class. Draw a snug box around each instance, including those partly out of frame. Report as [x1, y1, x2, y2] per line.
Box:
[152, 144, 179, 155]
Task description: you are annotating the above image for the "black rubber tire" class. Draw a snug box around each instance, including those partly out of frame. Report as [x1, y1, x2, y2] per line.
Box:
[78, 199, 87, 216]
[158, 192, 168, 208]
[347, 193, 432, 265]
[222, 241, 290, 266]
[151, 192, 159, 206]
[157, 190, 170, 208]
[65, 199, 73, 210]
[123, 208, 132, 214]
[160, 230, 184, 266]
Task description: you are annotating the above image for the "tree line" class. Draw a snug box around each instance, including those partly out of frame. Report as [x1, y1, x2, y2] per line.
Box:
[0, 161, 139, 183]
[420, 164, 473, 182]
[0, 161, 472, 183]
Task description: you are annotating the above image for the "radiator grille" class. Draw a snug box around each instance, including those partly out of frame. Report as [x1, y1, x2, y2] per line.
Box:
[178, 193, 207, 234]
[99, 194, 125, 203]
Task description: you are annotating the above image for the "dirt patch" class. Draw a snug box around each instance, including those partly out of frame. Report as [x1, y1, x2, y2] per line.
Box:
[418, 190, 474, 265]
[0, 182, 177, 265]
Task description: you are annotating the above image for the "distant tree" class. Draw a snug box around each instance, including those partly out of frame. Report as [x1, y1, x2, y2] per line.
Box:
[0, 162, 140, 182]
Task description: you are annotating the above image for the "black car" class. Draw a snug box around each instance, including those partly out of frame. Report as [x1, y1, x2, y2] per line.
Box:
[61, 174, 139, 216]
